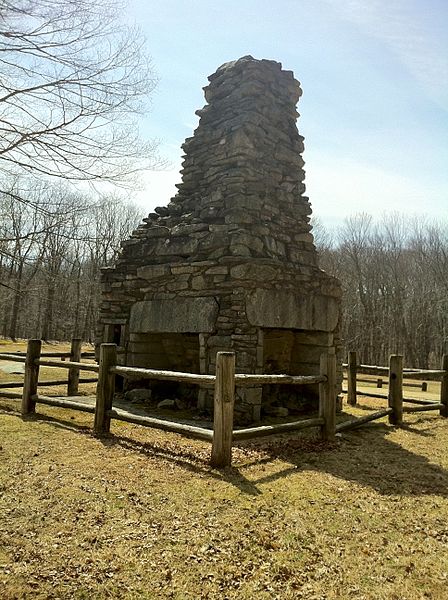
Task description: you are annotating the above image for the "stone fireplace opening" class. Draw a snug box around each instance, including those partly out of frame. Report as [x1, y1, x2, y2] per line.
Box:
[128, 332, 200, 372]
[98, 56, 342, 423]
[127, 332, 201, 406]
[261, 328, 332, 415]
[263, 328, 332, 376]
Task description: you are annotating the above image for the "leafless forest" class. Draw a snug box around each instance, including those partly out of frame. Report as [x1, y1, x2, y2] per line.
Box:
[0, 0, 156, 344]
[0, 182, 143, 342]
[315, 213, 447, 368]
[1, 190, 446, 369]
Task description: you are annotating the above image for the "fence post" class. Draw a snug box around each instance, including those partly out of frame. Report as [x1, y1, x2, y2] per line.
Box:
[67, 337, 82, 396]
[94, 343, 117, 435]
[211, 352, 235, 468]
[347, 350, 357, 406]
[388, 354, 403, 426]
[319, 352, 336, 441]
[440, 354, 448, 418]
[21, 339, 41, 416]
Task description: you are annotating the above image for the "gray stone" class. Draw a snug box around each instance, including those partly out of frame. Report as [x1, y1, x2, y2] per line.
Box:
[170, 265, 196, 275]
[125, 388, 152, 403]
[230, 233, 263, 254]
[205, 266, 229, 275]
[175, 398, 187, 410]
[157, 399, 176, 409]
[160, 237, 199, 256]
[129, 298, 219, 333]
[171, 223, 208, 237]
[246, 289, 339, 332]
[191, 276, 207, 290]
[264, 406, 289, 417]
[136, 265, 170, 280]
[99, 56, 342, 424]
[146, 226, 170, 238]
[230, 263, 278, 282]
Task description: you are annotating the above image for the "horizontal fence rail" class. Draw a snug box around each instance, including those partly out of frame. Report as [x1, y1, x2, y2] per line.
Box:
[0, 338, 97, 401]
[404, 403, 444, 413]
[32, 394, 96, 414]
[234, 374, 325, 386]
[233, 417, 325, 441]
[0, 378, 97, 389]
[0, 353, 27, 363]
[343, 361, 445, 382]
[0, 390, 22, 399]
[2, 339, 447, 467]
[35, 359, 99, 372]
[3, 340, 338, 468]
[111, 365, 214, 385]
[107, 407, 214, 441]
[342, 351, 448, 429]
[336, 408, 393, 432]
[0, 351, 94, 358]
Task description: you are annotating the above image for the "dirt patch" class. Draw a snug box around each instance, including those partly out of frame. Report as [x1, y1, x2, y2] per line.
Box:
[0, 362, 25, 375]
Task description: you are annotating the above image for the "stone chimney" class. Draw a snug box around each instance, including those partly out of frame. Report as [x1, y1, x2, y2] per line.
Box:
[99, 56, 341, 423]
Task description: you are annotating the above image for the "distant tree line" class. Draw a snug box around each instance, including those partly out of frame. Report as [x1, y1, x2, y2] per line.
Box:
[0, 0, 160, 343]
[314, 213, 448, 369]
[2, 195, 446, 371]
[0, 180, 144, 341]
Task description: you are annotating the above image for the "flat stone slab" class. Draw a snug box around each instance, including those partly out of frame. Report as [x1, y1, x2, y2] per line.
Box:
[246, 290, 339, 332]
[129, 298, 219, 334]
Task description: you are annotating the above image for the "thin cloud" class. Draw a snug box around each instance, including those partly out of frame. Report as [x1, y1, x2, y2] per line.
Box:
[323, 0, 448, 109]
[307, 156, 448, 223]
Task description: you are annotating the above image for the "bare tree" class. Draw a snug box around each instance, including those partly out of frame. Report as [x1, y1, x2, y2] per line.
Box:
[315, 214, 448, 368]
[0, 182, 144, 341]
[0, 0, 161, 191]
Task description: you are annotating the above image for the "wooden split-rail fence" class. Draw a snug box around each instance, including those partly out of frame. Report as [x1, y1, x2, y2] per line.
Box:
[0, 341, 447, 467]
[0, 338, 96, 396]
[1, 340, 337, 467]
[341, 350, 448, 426]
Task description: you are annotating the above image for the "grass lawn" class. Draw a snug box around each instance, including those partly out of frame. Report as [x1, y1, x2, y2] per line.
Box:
[1, 342, 447, 599]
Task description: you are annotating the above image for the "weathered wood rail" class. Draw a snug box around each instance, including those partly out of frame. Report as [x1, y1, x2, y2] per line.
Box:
[1, 339, 337, 467]
[93, 344, 336, 467]
[0, 338, 96, 397]
[341, 351, 448, 430]
[2, 341, 447, 467]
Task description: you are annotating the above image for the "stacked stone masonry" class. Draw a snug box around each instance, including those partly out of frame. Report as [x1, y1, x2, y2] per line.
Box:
[99, 56, 342, 423]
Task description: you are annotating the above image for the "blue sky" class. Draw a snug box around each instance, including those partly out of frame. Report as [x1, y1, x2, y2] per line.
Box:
[128, 0, 447, 227]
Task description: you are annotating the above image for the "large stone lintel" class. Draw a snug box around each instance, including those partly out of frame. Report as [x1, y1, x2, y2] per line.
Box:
[246, 289, 338, 332]
[129, 298, 219, 333]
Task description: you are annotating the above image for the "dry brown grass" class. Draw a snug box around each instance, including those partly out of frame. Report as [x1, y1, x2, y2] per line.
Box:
[0, 340, 97, 397]
[1, 343, 448, 599]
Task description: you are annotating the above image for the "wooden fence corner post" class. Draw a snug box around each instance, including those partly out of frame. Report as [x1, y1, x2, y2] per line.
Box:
[21, 339, 41, 416]
[94, 343, 117, 435]
[388, 354, 403, 426]
[319, 352, 336, 441]
[67, 337, 82, 396]
[347, 350, 357, 406]
[440, 354, 448, 418]
[211, 351, 235, 468]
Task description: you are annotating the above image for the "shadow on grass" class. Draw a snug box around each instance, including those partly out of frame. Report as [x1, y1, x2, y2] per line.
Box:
[238, 416, 448, 498]
[98, 433, 262, 496]
[1, 399, 261, 495]
[0, 400, 93, 435]
[2, 398, 448, 499]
